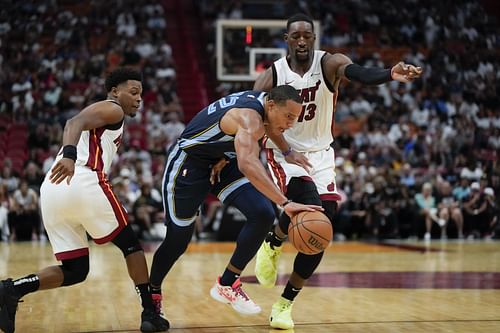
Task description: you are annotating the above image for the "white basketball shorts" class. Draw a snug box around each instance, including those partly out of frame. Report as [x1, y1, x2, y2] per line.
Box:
[40, 167, 128, 260]
[266, 146, 341, 201]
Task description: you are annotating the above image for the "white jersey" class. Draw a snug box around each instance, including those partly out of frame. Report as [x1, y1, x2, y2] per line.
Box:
[268, 50, 337, 152]
[41, 99, 128, 259]
[53, 100, 124, 176]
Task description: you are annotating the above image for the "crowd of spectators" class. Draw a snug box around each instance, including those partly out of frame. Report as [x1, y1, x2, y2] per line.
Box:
[197, 0, 500, 241]
[0, 0, 183, 241]
[0, 0, 499, 242]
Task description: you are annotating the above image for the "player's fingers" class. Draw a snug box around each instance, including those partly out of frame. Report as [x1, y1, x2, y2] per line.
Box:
[66, 175, 73, 185]
[416, 66, 423, 73]
[55, 169, 70, 184]
[301, 156, 313, 168]
[297, 204, 324, 212]
[308, 204, 324, 211]
[49, 164, 61, 180]
[49, 170, 60, 182]
[51, 172, 65, 184]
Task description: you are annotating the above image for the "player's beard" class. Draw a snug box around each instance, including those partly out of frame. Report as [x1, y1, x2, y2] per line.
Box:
[295, 49, 310, 63]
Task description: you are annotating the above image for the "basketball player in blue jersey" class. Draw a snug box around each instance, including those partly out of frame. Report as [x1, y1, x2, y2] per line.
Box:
[253, 13, 423, 329]
[149, 85, 323, 318]
[0, 68, 169, 333]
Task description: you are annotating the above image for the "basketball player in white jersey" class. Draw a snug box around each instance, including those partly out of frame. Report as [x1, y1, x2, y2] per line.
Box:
[253, 13, 423, 329]
[0, 68, 169, 333]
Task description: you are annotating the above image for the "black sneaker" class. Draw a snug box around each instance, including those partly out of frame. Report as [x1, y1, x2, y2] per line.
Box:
[0, 279, 21, 333]
[140, 308, 170, 332]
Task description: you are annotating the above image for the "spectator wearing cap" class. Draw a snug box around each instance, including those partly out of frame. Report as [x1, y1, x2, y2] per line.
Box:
[462, 181, 488, 238]
[112, 167, 140, 204]
[483, 187, 498, 239]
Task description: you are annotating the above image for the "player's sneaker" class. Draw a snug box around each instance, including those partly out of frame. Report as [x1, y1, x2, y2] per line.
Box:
[151, 293, 167, 319]
[140, 308, 170, 332]
[0, 279, 21, 333]
[209, 277, 261, 315]
[270, 296, 294, 329]
[255, 240, 282, 288]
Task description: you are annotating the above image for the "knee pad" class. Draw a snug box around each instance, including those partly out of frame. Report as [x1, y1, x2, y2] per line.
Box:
[287, 178, 322, 205]
[321, 200, 338, 224]
[60, 255, 90, 286]
[293, 251, 324, 280]
[278, 178, 322, 233]
[111, 224, 143, 257]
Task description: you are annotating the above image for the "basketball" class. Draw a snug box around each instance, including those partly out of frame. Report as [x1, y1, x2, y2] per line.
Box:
[288, 211, 332, 255]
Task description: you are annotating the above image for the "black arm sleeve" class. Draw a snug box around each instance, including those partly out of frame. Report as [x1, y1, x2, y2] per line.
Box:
[344, 63, 392, 85]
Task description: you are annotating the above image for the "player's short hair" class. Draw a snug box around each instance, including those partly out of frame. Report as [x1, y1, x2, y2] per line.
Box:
[268, 85, 301, 105]
[105, 67, 142, 92]
[287, 13, 314, 32]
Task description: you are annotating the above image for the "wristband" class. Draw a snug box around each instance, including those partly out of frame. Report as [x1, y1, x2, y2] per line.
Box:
[62, 145, 77, 162]
[282, 147, 292, 157]
[281, 199, 293, 207]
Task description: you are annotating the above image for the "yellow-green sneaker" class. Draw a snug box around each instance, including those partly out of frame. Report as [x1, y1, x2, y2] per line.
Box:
[255, 241, 282, 288]
[270, 297, 294, 329]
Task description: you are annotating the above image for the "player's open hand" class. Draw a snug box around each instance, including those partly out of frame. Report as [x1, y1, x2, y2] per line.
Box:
[210, 158, 229, 185]
[391, 62, 423, 83]
[49, 158, 75, 185]
[283, 201, 324, 218]
[285, 150, 312, 173]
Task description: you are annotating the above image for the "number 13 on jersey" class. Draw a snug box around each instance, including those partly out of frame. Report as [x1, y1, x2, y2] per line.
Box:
[298, 103, 316, 122]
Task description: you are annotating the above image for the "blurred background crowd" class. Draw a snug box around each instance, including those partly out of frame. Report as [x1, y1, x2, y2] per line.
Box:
[0, 0, 498, 243]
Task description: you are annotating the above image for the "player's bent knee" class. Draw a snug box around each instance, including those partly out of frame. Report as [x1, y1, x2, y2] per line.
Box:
[111, 224, 143, 257]
[253, 204, 276, 226]
[287, 178, 321, 206]
[60, 255, 90, 286]
[231, 187, 275, 226]
[294, 251, 324, 280]
[321, 200, 338, 223]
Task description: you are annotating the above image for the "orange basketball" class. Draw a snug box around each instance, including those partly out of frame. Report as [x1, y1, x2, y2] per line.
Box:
[288, 211, 332, 255]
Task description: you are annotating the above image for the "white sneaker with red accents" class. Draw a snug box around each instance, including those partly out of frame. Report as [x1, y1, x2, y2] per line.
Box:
[209, 277, 261, 315]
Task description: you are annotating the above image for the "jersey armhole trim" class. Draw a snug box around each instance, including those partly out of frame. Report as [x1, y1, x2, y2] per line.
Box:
[105, 118, 124, 130]
[271, 63, 277, 88]
[320, 53, 336, 93]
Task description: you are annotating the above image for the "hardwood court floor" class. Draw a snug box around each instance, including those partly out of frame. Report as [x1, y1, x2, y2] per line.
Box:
[1, 240, 500, 332]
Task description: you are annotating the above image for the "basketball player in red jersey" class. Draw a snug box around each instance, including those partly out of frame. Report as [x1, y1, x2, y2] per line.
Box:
[0, 68, 169, 333]
[253, 13, 422, 329]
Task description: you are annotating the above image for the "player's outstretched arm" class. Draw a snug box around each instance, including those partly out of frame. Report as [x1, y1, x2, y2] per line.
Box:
[389, 61, 423, 83]
[325, 53, 423, 85]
